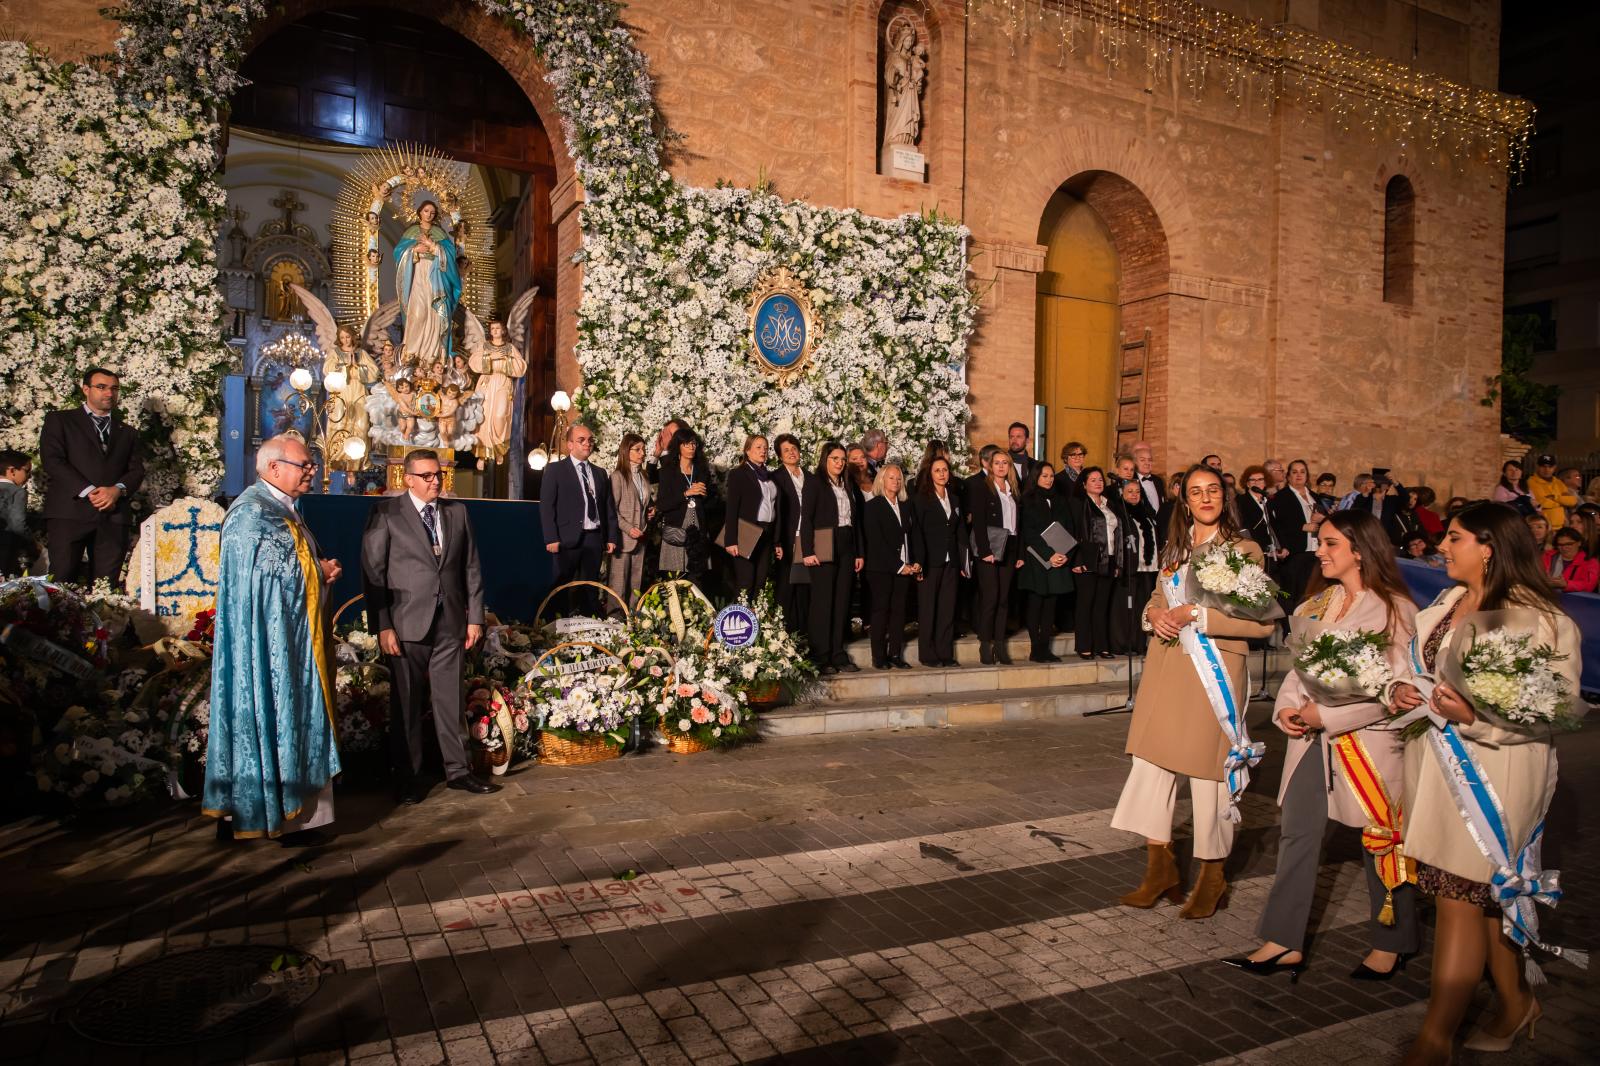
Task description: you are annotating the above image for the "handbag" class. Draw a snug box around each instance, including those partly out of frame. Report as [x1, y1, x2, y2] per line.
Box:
[662, 524, 689, 547]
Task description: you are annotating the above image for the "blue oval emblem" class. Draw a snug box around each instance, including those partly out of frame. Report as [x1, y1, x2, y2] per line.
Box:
[713, 605, 760, 649]
[753, 294, 807, 370]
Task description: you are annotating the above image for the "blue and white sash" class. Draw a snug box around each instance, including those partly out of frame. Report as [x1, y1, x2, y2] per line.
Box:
[1166, 567, 1260, 822]
[1401, 623, 1586, 981]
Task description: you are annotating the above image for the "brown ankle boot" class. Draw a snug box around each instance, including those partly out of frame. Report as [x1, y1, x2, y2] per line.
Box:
[1119, 843, 1183, 908]
[1180, 859, 1228, 919]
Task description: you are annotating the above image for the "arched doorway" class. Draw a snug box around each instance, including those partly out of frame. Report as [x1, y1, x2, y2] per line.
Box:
[222, 4, 560, 498]
[1034, 172, 1170, 469]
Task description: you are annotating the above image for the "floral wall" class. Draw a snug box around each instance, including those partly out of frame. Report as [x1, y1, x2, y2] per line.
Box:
[0, 0, 975, 501]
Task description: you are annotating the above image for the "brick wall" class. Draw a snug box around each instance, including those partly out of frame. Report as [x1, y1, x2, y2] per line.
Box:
[8, 0, 1510, 494]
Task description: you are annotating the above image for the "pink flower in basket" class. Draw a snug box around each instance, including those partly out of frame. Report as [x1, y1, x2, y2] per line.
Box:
[472, 717, 490, 740]
[691, 706, 713, 724]
[513, 714, 530, 733]
[703, 690, 720, 706]
[717, 708, 732, 726]
[470, 687, 491, 702]
[676, 683, 695, 698]
[650, 665, 664, 677]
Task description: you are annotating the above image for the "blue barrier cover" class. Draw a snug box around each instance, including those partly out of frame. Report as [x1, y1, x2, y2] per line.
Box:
[1398, 558, 1600, 692]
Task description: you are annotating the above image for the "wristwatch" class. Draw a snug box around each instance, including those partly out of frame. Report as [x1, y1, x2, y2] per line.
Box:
[1189, 606, 1201, 621]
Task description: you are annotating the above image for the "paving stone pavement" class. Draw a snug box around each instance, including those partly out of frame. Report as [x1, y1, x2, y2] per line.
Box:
[0, 705, 1594, 1065]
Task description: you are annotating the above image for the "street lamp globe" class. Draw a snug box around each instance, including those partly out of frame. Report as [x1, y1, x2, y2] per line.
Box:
[527, 447, 549, 471]
[550, 390, 571, 413]
[288, 367, 314, 393]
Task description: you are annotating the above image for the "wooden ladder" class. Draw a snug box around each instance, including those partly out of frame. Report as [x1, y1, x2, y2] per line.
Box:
[1116, 328, 1151, 455]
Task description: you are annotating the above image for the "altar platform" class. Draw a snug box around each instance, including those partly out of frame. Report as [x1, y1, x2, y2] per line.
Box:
[300, 495, 550, 625]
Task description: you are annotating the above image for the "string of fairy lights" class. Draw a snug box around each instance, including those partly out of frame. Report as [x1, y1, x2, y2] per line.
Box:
[964, 0, 1536, 175]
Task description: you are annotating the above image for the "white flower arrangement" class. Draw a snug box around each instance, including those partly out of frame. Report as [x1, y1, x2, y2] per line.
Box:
[1455, 628, 1574, 729]
[1191, 542, 1284, 621]
[709, 587, 815, 690]
[536, 670, 643, 744]
[657, 648, 754, 746]
[1292, 628, 1394, 706]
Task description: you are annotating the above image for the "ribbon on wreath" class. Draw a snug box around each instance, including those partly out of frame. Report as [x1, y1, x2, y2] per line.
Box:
[1166, 568, 1258, 822]
[1330, 730, 1415, 925]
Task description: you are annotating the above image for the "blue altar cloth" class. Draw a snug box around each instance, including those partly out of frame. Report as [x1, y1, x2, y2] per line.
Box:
[1398, 558, 1600, 692]
[300, 495, 551, 625]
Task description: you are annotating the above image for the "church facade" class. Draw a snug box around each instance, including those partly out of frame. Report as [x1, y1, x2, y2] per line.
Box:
[10, 0, 1520, 494]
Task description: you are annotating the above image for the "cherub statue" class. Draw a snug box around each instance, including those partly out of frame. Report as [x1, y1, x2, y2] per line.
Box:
[437, 383, 463, 443]
[392, 378, 420, 440]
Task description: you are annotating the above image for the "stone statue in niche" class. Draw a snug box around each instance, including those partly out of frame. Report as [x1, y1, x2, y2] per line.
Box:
[880, 15, 928, 181]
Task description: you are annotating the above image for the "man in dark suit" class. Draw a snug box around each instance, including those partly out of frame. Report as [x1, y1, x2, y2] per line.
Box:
[1006, 422, 1035, 484]
[1131, 441, 1163, 515]
[40, 366, 145, 585]
[541, 423, 619, 616]
[361, 449, 493, 802]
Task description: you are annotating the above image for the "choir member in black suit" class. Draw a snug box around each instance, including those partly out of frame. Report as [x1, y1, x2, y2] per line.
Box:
[1236, 465, 1284, 568]
[910, 455, 965, 667]
[862, 464, 919, 669]
[720, 434, 778, 599]
[772, 433, 809, 633]
[1067, 467, 1120, 660]
[801, 441, 862, 675]
[967, 449, 1020, 665]
[654, 426, 716, 591]
[1016, 464, 1074, 663]
[39, 366, 145, 585]
[1268, 458, 1327, 609]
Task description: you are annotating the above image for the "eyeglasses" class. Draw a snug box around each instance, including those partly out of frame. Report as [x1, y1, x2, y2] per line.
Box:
[275, 458, 316, 471]
[571, 435, 593, 445]
[1186, 486, 1225, 499]
[408, 471, 443, 482]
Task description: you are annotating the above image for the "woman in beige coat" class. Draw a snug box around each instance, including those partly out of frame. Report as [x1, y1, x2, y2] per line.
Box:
[1224, 511, 1419, 981]
[607, 433, 653, 617]
[1390, 503, 1581, 1064]
[1112, 464, 1276, 919]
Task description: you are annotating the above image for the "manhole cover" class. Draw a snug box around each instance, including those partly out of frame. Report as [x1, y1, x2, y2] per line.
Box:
[65, 946, 325, 1046]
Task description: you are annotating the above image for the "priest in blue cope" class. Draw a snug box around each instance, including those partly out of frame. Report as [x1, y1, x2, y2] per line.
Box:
[203, 435, 341, 841]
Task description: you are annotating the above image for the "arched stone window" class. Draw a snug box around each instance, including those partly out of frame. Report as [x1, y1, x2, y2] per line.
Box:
[1383, 175, 1416, 305]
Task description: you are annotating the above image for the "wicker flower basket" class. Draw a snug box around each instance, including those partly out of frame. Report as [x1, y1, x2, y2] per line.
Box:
[743, 680, 782, 708]
[658, 727, 716, 755]
[538, 730, 623, 766]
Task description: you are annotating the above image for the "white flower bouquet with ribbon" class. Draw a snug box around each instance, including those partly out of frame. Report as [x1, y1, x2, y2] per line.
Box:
[1442, 616, 1579, 731]
[1288, 620, 1394, 706]
[1188, 541, 1284, 622]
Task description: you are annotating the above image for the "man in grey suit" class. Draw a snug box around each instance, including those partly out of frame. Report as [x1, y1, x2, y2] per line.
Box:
[361, 449, 495, 803]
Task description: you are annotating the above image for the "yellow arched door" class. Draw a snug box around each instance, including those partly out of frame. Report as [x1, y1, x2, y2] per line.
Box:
[1036, 191, 1120, 468]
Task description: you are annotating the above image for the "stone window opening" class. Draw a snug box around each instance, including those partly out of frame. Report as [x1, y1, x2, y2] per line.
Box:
[1383, 175, 1416, 306]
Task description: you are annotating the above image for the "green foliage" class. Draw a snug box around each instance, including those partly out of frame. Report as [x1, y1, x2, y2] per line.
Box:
[1483, 314, 1559, 445]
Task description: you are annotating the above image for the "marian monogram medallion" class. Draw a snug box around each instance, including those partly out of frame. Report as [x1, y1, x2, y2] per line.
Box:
[748, 267, 820, 386]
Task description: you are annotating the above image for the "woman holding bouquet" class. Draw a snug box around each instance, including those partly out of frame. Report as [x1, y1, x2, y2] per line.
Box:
[1112, 464, 1276, 919]
[1224, 510, 1419, 981]
[1390, 503, 1582, 1064]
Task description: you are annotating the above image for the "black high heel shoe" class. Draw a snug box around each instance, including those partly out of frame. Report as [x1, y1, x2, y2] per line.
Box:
[1349, 952, 1412, 982]
[1220, 948, 1307, 983]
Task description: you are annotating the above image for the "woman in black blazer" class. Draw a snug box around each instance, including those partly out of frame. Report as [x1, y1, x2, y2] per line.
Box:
[1267, 458, 1326, 610]
[910, 455, 965, 667]
[721, 433, 778, 599]
[801, 441, 863, 675]
[1067, 466, 1120, 660]
[772, 433, 808, 634]
[1110, 478, 1161, 655]
[862, 464, 919, 669]
[1016, 464, 1074, 663]
[967, 450, 1021, 665]
[655, 427, 716, 590]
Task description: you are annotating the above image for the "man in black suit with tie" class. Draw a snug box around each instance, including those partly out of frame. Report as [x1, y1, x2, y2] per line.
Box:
[361, 449, 494, 802]
[39, 366, 144, 585]
[541, 423, 619, 616]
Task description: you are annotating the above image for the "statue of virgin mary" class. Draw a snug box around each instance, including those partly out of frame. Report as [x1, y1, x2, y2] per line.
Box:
[394, 200, 461, 368]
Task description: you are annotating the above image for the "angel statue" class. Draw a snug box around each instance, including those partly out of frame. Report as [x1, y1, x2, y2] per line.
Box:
[395, 200, 461, 370]
[464, 288, 537, 463]
[291, 283, 400, 455]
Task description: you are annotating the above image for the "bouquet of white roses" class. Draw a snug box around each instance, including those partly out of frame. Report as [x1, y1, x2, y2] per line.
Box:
[537, 671, 644, 746]
[1290, 625, 1393, 706]
[1190, 542, 1284, 622]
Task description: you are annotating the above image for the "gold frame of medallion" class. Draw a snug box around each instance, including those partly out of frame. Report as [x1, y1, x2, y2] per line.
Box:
[747, 266, 822, 388]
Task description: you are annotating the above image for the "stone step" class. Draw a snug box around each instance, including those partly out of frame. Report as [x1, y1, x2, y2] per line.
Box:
[761, 682, 1140, 737]
[820, 657, 1134, 701]
[843, 631, 1081, 661]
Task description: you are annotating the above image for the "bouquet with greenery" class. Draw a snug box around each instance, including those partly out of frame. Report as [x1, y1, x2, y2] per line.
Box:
[655, 648, 755, 747]
[1289, 625, 1393, 706]
[1190, 541, 1284, 622]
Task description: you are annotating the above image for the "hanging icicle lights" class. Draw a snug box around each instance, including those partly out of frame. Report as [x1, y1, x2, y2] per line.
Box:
[964, 0, 1535, 176]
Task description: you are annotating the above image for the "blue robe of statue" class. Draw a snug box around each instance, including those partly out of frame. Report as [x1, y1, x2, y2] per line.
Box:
[203, 482, 340, 837]
[394, 222, 461, 362]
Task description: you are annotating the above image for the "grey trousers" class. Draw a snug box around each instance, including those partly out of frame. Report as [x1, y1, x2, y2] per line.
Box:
[1257, 743, 1420, 954]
